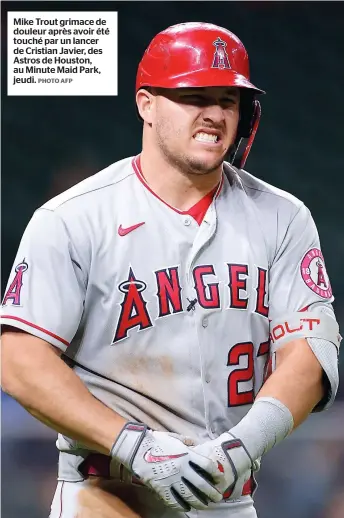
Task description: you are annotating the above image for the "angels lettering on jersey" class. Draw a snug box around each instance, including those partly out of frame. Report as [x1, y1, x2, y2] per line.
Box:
[113, 263, 268, 343]
[2, 248, 332, 347]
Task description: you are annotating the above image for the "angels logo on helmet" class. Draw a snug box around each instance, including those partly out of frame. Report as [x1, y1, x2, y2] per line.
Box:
[211, 37, 231, 70]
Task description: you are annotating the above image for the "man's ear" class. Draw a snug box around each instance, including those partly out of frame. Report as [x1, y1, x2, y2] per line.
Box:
[136, 89, 155, 124]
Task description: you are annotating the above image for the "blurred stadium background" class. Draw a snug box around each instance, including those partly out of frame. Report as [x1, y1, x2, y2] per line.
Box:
[1, 1, 344, 517]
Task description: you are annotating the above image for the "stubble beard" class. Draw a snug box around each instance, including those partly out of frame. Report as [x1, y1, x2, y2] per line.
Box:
[157, 132, 230, 177]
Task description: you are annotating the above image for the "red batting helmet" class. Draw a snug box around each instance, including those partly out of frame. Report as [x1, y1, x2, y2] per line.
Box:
[136, 22, 265, 169]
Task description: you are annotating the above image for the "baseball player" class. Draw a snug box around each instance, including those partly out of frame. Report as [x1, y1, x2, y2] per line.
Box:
[1, 22, 341, 518]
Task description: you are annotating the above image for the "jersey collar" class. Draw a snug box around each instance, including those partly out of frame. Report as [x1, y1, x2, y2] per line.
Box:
[132, 154, 223, 225]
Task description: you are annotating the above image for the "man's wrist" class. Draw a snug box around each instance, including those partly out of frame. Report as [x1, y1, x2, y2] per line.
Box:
[228, 397, 294, 461]
[110, 422, 148, 470]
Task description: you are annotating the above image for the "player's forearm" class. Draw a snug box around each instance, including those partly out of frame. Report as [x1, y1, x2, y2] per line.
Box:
[228, 338, 325, 462]
[257, 338, 324, 428]
[1, 331, 127, 454]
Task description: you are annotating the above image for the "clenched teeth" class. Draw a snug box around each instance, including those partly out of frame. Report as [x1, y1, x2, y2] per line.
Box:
[194, 132, 218, 143]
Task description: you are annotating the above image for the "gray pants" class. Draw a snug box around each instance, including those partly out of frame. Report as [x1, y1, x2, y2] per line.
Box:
[49, 480, 258, 518]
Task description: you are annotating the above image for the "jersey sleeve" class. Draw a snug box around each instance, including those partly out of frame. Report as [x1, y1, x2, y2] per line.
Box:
[268, 203, 335, 319]
[1, 208, 86, 351]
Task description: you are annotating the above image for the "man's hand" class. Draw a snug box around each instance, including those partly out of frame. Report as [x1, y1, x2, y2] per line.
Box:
[192, 432, 256, 500]
[111, 422, 224, 512]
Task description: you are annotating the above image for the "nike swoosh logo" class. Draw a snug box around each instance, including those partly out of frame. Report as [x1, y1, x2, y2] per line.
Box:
[144, 450, 188, 463]
[118, 222, 145, 236]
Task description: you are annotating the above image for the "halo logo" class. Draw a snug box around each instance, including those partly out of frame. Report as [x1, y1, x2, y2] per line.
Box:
[300, 248, 332, 299]
[212, 37, 231, 69]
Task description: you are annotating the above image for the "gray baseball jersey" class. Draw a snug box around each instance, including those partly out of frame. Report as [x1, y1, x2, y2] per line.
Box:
[1, 155, 335, 485]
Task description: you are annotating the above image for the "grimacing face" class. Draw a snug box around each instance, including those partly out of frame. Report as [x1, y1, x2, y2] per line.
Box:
[140, 86, 240, 176]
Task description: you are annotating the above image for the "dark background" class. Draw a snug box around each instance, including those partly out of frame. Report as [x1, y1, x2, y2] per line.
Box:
[1, 2, 344, 518]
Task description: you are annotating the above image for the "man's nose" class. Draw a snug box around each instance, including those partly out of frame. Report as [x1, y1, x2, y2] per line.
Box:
[201, 103, 225, 123]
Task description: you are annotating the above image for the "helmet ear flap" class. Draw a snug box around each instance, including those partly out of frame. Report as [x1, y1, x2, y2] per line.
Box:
[231, 99, 261, 169]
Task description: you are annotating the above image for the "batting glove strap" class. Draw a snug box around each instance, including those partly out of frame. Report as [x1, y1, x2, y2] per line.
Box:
[110, 422, 148, 471]
[219, 433, 256, 499]
[220, 434, 255, 471]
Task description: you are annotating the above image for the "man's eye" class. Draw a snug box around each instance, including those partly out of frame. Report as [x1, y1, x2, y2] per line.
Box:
[182, 95, 206, 102]
[180, 95, 237, 105]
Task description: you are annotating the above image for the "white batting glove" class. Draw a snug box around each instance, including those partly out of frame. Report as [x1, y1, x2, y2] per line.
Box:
[192, 432, 257, 500]
[110, 422, 224, 512]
